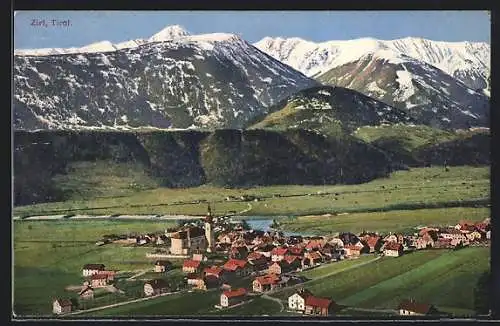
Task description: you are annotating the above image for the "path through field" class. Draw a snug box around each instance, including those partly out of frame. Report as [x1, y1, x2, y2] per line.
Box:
[261, 294, 284, 312]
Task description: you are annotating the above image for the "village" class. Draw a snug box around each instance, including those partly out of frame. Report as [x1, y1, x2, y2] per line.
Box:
[52, 206, 491, 317]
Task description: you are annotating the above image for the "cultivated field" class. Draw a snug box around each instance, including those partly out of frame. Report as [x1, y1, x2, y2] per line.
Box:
[13, 220, 177, 316]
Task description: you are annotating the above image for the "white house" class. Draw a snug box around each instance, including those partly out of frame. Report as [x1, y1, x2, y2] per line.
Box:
[220, 288, 247, 307]
[82, 264, 105, 277]
[52, 298, 72, 315]
[144, 279, 169, 296]
[288, 289, 312, 312]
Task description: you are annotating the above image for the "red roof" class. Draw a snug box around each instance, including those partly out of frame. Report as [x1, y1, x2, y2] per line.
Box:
[223, 259, 248, 271]
[223, 287, 247, 298]
[305, 295, 334, 309]
[204, 266, 224, 276]
[183, 259, 201, 269]
[366, 236, 381, 248]
[254, 274, 280, 285]
[384, 243, 403, 251]
[271, 247, 288, 256]
[398, 300, 433, 314]
[91, 274, 108, 280]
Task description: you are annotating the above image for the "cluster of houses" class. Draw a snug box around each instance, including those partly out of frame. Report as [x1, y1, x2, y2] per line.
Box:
[52, 210, 490, 316]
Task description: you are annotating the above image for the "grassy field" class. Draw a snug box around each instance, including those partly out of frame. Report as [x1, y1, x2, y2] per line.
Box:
[13, 220, 177, 316]
[280, 207, 490, 235]
[13, 166, 490, 218]
[272, 247, 489, 316]
[298, 256, 375, 279]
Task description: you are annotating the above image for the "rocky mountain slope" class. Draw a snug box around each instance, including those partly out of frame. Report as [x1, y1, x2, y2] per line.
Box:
[316, 52, 489, 129]
[250, 85, 414, 136]
[254, 36, 490, 94]
[13, 26, 318, 130]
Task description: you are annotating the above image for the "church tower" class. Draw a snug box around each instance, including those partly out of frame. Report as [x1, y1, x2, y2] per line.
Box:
[205, 204, 215, 253]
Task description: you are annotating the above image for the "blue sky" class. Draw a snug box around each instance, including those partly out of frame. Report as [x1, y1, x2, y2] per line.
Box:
[14, 11, 490, 49]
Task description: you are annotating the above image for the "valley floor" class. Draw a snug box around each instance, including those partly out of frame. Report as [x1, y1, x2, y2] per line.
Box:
[12, 166, 491, 318]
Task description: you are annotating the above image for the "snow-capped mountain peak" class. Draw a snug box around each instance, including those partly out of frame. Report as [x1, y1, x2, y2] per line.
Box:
[254, 36, 490, 92]
[148, 24, 190, 42]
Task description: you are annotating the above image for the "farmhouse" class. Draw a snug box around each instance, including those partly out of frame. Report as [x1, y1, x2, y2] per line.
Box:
[220, 288, 247, 307]
[304, 251, 323, 266]
[52, 298, 72, 315]
[252, 274, 282, 292]
[398, 299, 438, 316]
[155, 260, 172, 273]
[170, 226, 207, 255]
[284, 255, 302, 270]
[90, 274, 110, 288]
[82, 264, 105, 277]
[248, 256, 269, 272]
[79, 286, 94, 300]
[288, 288, 313, 312]
[182, 259, 202, 274]
[223, 259, 252, 277]
[383, 242, 403, 257]
[304, 295, 335, 316]
[144, 279, 169, 296]
[256, 243, 276, 258]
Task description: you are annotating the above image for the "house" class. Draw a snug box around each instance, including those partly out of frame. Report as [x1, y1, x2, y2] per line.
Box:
[451, 238, 469, 247]
[90, 274, 109, 288]
[155, 260, 172, 273]
[434, 238, 453, 249]
[364, 236, 383, 253]
[82, 264, 105, 277]
[220, 288, 247, 307]
[52, 298, 73, 315]
[268, 261, 291, 275]
[271, 247, 289, 262]
[223, 259, 252, 277]
[439, 229, 468, 242]
[383, 242, 403, 257]
[144, 279, 169, 296]
[252, 274, 281, 292]
[304, 251, 323, 266]
[344, 245, 361, 258]
[288, 288, 312, 312]
[398, 299, 438, 316]
[304, 295, 335, 316]
[79, 286, 94, 300]
[182, 259, 202, 274]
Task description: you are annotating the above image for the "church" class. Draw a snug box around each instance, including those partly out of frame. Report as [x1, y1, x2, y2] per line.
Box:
[169, 205, 215, 255]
